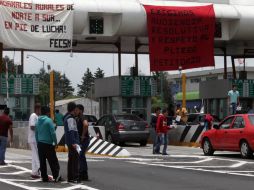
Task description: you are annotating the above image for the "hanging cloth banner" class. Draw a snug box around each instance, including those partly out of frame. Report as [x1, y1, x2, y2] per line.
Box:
[0, 0, 74, 50]
[144, 4, 215, 71]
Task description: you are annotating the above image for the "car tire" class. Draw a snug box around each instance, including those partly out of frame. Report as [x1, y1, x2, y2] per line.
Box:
[202, 138, 214, 156]
[140, 141, 147, 147]
[240, 141, 253, 159]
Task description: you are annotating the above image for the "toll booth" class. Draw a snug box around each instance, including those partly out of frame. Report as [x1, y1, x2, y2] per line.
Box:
[0, 74, 39, 121]
[95, 76, 157, 121]
[200, 79, 254, 119]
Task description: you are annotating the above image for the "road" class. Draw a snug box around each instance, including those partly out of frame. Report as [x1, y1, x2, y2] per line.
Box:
[1, 145, 254, 190]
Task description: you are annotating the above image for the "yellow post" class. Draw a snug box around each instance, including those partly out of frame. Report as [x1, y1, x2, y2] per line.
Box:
[182, 73, 186, 108]
[50, 71, 55, 120]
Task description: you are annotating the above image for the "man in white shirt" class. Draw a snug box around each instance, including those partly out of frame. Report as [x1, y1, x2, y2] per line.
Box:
[28, 103, 41, 179]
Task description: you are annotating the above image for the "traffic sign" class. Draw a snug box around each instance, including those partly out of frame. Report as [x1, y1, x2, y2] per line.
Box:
[232, 80, 254, 97]
[0, 74, 39, 95]
[121, 76, 157, 97]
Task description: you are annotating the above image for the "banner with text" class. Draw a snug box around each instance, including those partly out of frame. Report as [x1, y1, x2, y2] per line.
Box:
[0, 0, 74, 50]
[144, 5, 215, 71]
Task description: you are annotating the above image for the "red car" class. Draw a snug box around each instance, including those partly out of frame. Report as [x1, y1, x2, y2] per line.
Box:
[201, 114, 254, 159]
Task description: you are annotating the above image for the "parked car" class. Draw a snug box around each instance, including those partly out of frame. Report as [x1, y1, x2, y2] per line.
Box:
[186, 113, 220, 125]
[200, 114, 254, 158]
[83, 114, 98, 126]
[95, 114, 150, 146]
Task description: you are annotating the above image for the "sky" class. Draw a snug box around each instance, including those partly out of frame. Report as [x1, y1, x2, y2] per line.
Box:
[3, 51, 254, 94]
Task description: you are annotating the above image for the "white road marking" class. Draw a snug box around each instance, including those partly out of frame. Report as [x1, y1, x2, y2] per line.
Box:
[153, 157, 214, 164]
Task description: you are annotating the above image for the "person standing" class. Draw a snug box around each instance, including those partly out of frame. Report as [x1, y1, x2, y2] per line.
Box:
[28, 103, 41, 179]
[75, 104, 90, 181]
[0, 108, 13, 165]
[35, 106, 61, 182]
[55, 110, 64, 127]
[228, 85, 240, 115]
[154, 109, 169, 155]
[151, 107, 161, 154]
[176, 104, 188, 124]
[64, 102, 80, 183]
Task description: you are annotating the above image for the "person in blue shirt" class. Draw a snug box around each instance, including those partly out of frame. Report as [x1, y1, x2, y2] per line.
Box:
[64, 102, 80, 183]
[228, 85, 240, 115]
[35, 106, 61, 182]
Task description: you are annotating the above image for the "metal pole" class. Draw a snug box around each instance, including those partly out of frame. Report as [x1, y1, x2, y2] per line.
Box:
[6, 59, 9, 107]
[160, 72, 164, 107]
[50, 71, 55, 120]
[231, 56, 237, 79]
[0, 43, 2, 73]
[21, 50, 24, 74]
[90, 86, 93, 115]
[182, 73, 186, 108]
[223, 48, 227, 79]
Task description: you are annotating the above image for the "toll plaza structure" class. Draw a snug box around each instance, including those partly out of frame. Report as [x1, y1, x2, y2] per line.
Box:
[1, 0, 254, 117]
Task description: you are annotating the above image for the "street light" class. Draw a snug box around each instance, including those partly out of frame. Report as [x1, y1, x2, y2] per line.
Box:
[26, 54, 45, 70]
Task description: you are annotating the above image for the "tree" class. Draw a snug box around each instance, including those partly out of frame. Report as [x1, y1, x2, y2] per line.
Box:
[1, 56, 19, 73]
[94, 67, 105, 79]
[77, 68, 94, 97]
[37, 69, 74, 105]
[152, 72, 174, 114]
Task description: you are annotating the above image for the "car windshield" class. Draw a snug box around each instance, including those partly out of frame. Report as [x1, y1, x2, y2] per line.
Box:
[248, 115, 254, 125]
[84, 115, 97, 122]
[116, 115, 142, 121]
[187, 114, 199, 123]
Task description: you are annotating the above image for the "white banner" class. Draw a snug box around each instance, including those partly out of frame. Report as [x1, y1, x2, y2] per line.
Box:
[0, 0, 74, 50]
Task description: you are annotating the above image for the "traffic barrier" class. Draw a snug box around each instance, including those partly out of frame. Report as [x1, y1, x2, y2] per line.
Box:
[168, 124, 205, 147]
[55, 126, 130, 157]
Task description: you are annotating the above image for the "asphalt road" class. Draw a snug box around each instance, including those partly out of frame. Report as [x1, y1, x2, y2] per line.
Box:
[1, 145, 254, 190]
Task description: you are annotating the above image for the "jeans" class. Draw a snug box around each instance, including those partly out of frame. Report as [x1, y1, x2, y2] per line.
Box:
[154, 133, 168, 154]
[231, 103, 237, 115]
[68, 145, 79, 181]
[79, 137, 90, 176]
[37, 142, 60, 181]
[152, 128, 157, 153]
[0, 136, 7, 163]
[204, 121, 210, 131]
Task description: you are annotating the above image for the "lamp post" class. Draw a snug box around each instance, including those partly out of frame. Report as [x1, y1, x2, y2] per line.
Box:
[26, 54, 45, 71]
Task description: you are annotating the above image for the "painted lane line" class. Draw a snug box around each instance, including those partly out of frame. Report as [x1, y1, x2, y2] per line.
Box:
[153, 157, 214, 164]
[3, 179, 41, 182]
[0, 178, 38, 190]
[128, 161, 254, 178]
[0, 171, 30, 175]
[230, 161, 247, 168]
[60, 184, 100, 190]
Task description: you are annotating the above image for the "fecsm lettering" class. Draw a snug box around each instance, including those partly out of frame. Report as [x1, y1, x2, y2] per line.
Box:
[50, 39, 71, 48]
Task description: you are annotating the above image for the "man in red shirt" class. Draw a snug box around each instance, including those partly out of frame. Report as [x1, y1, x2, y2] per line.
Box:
[154, 109, 169, 155]
[0, 107, 13, 165]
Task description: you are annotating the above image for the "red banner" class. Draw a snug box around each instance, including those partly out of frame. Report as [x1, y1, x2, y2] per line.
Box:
[144, 5, 215, 71]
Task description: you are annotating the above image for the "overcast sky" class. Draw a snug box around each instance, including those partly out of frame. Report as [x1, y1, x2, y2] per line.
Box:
[3, 51, 254, 94]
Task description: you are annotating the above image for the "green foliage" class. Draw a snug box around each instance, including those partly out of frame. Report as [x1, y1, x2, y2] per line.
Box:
[2, 56, 19, 73]
[94, 67, 105, 79]
[36, 69, 74, 105]
[151, 71, 174, 113]
[77, 68, 94, 97]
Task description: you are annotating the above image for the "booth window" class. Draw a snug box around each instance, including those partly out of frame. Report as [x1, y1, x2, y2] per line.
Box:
[89, 17, 104, 34]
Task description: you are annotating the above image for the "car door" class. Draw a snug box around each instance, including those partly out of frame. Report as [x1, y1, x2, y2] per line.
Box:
[213, 116, 235, 150]
[228, 116, 245, 150]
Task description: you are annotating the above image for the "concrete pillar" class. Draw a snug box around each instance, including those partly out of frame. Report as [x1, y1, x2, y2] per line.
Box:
[223, 48, 227, 79]
[231, 56, 236, 79]
[21, 50, 24, 74]
[117, 41, 121, 77]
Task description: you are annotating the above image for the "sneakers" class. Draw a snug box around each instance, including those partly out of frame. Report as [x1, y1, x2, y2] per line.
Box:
[42, 175, 54, 182]
[0, 162, 7, 166]
[55, 174, 63, 182]
[31, 175, 41, 179]
[68, 179, 81, 184]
